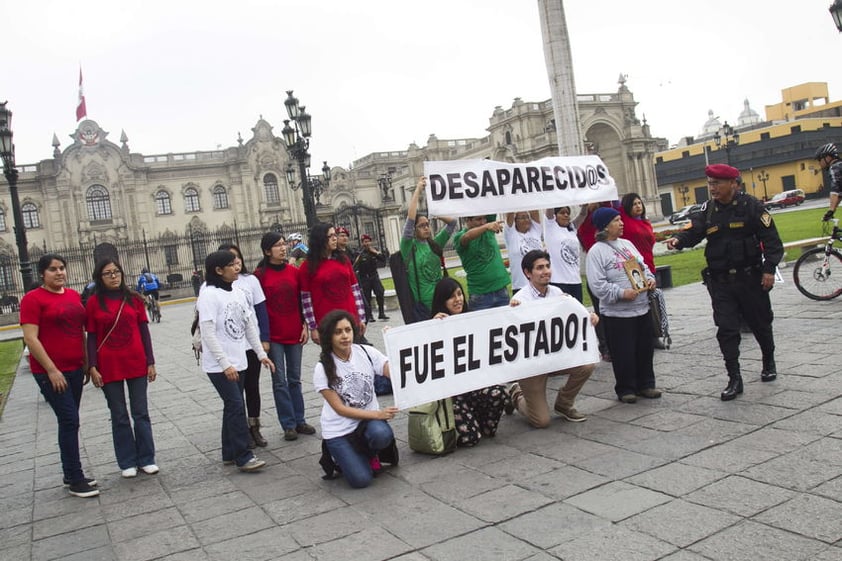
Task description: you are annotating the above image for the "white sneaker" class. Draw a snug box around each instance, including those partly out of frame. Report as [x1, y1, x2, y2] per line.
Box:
[121, 467, 138, 478]
[140, 464, 159, 475]
[238, 457, 266, 472]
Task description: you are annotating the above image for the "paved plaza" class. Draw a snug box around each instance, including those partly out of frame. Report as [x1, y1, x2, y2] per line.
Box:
[1, 276, 841, 561]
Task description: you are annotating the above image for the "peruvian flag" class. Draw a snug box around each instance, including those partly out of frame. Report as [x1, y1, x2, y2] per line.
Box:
[76, 67, 87, 121]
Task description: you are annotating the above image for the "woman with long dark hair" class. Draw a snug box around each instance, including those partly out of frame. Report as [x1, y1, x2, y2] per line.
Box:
[198, 250, 275, 471]
[299, 223, 367, 345]
[313, 309, 396, 488]
[619, 192, 656, 276]
[217, 243, 277, 446]
[401, 176, 457, 322]
[20, 254, 98, 497]
[86, 258, 158, 478]
[544, 206, 585, 302]
[430, 277, 509, 447]
[253, 232, 314, 443]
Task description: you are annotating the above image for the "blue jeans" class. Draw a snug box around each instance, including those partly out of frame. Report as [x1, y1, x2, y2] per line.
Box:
[469, 287, 510, 311]
[325, 420, 393, 489]
[206, 371, 254, 467]
[101, 376, 155, 470]
[33, 369, 85, 484]
[268, 343, 304, 429]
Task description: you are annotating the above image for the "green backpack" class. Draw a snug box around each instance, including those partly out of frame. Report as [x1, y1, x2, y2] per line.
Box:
[407, 398, 457, 455]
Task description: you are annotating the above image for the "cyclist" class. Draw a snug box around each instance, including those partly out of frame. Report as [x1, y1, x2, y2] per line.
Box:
[287, 232, 308, 266]
[815, 143, 842, 222]
[137, 268, 161, 317]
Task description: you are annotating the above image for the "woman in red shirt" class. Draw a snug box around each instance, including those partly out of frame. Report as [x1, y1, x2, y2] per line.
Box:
[86, 258, 158, 479]
[299, 223, 367, 345]
[619, 192, 656, 275]
[21, 254, 99, 498]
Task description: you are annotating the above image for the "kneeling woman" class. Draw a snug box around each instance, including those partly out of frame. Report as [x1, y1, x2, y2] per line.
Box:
[431, 277, 509, 447]
[314, 310, 397, 488]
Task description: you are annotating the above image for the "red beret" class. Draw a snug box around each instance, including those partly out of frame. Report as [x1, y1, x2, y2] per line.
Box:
[705, 164, 740, 180]
[335, 226, 349, 235]
[361, 234, 372, 241]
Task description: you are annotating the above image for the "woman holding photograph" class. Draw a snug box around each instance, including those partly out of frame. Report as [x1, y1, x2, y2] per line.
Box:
[585, 207, 661, 403]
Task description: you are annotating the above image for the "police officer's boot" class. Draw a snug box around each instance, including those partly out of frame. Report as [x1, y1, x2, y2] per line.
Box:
[721, 373, 743, 401]
[761, 356, 777, 382]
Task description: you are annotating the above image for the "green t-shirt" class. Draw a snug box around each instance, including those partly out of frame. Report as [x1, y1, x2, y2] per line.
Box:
[400, 227, 454, 309]
[453, 228, 510, 295]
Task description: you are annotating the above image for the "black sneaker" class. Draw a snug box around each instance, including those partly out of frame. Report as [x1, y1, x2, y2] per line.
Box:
[63, 476, 98, 487]
[68, 481, 100, 498]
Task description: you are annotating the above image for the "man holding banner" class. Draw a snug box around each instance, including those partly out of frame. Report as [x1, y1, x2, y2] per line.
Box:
[508, 250, 597, 426]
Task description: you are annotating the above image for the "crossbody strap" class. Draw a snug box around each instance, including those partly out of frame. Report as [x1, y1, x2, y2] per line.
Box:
[97, 299, 126, 352]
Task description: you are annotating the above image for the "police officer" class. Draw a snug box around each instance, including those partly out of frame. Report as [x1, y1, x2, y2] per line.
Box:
[815, 143, 842, 221]
[666, 164, 783, 401]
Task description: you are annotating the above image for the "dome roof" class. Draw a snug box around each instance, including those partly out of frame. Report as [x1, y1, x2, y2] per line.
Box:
[738, 98, 761, 126]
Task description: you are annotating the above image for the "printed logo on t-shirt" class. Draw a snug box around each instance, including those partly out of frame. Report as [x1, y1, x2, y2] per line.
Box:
[223, 301, 247, 341]
[519, 235, 543, 256]
[57, 301, 85, 338]
[268, 280, 299, 315]
[321, 267, 351, 303]
[559, 244, 578, 265]
[104, 311, 133, 348]
[335, 367, 373, 409]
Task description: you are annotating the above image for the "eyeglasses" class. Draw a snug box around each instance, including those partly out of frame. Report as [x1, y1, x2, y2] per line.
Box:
[101, 270, 122, 278]
[416, 222, 431, 229]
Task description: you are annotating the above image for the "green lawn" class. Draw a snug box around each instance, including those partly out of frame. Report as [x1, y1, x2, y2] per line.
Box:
[0, 338, 25, 418]
[383, 206, 829, 308]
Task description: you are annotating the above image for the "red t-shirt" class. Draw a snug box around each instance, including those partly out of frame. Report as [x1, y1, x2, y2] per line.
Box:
[20, 287, 86, 374]
[85, 295, 149, 384]
[620, 208, 657, 274]
[299, 257, 360, 325]
[255, 264, 304, 345]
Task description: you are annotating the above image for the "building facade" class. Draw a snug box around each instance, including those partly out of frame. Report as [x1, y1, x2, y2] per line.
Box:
[1, 79, 661, 297]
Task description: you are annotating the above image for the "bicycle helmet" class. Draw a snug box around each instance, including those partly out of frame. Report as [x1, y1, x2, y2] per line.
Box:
[288, 232, 303, 243]
[815, 143, 839, 160]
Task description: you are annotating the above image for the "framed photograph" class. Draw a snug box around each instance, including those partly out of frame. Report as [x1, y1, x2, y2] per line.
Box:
[623, 258, 648, 293]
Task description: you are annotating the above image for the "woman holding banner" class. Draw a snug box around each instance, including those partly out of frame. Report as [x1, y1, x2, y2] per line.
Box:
[401, 177, 457, 322]
[314, 309, 397, 488]
[585, 208, 662, 404]
[544, 206, 587, 303]
[431, 277, 509, 447]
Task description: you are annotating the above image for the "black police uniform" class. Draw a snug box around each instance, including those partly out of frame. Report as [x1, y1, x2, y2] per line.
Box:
[673, 192, 783, 399]
[354, 248, 389, 321]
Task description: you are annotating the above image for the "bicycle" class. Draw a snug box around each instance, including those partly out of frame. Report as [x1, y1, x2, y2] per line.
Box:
[144, 293, 162, 322]
[793, 219, 842, 300]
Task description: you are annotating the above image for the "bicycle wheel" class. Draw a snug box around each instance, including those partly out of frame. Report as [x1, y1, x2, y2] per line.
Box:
[793, 247, 842, 300]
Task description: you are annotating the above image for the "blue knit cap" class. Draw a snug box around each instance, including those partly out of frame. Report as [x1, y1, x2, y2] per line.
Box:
[592, 207, 620, 231]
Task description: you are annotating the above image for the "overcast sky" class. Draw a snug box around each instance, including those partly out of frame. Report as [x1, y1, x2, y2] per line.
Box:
[5, 0, 841, 170]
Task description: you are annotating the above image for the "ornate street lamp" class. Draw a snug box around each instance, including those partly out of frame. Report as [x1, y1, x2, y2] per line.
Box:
[281, 91, 329, 229]
[830, 0, 842, 31]
[0, 102, 34, 292]
[757, 171, 770, 202]
[713, 121, 739, 166]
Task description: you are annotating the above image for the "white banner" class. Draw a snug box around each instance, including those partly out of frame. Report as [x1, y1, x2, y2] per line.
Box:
[423, 156, 618, 217]
[383, 298, 599, 410]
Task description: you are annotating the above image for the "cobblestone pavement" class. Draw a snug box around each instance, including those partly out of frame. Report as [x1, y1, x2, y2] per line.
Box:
[1, 278, 841, 561]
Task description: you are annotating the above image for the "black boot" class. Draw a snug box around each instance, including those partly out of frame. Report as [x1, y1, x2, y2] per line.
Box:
[248, 417, 268, 447]
[761, 357, 777, 382]
[721, 374, 743, 401]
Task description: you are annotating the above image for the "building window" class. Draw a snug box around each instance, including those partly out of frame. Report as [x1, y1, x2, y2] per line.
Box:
[22, 203, 39, 229]
[155, 191, 173, 215]
[264, 173, 280, 206]
[164, 244, 179, 266]
[0, 255, 14, 292]
[86, 184, 112, 222]
[212, 185, 229, 209]
[0, 209, 6, 232]
[184, 187, 201, 213]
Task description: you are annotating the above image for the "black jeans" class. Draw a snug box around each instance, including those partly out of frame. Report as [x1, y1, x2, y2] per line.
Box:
[603, 314, 656, 397]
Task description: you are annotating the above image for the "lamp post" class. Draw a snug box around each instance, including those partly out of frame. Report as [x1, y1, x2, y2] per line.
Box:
[0, 102, 34, 292]
[757, 171, 770, 202]
[281, 91, 330, 229]
[713, 121, 739, 165]
[830, 0, 842, 31]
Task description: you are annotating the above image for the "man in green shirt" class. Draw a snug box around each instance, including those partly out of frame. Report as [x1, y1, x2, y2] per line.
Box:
[453, 215, 511, 310]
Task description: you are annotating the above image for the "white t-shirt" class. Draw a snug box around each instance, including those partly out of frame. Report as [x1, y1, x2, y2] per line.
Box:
[503, 220, 544, 289]
[544, 220, 581, 285]
[313, 344, 387, 439]
[233, 274, 266, 308]
[197, 285, 255, 372]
